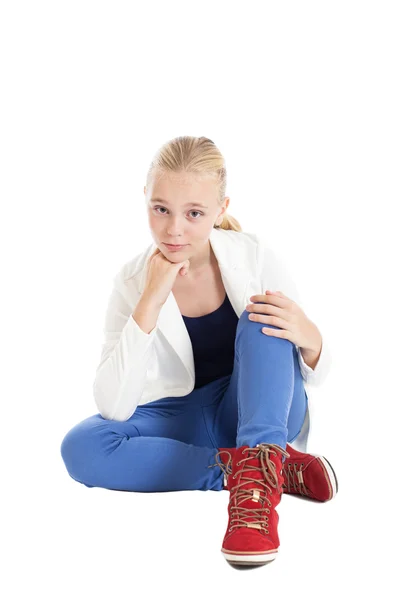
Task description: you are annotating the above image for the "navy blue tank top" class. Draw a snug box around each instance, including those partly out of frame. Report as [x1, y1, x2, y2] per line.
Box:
[181, 292, 239, 389]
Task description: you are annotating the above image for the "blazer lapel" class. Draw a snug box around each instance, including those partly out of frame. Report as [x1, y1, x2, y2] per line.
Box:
[137, 228, 253, 382]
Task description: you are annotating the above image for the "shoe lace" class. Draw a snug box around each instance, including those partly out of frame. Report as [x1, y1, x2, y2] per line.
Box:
[207, 450, 233, 478]
[228, 443, 290, 535]
[283, 460, 311, 496]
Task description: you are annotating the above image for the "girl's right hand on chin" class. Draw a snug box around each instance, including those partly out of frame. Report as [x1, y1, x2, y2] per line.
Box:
[142, 247, 191, 307]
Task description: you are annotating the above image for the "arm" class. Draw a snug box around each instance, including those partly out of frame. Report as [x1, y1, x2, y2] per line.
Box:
[93, 269, 162, 421]
[300, 343, 322, 370]
[256, 235, 332, 386]
[298, 336, 332, 385]
[132, 291, 163, 334]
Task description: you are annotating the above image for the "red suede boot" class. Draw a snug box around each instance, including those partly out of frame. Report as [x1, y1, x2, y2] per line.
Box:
[282, 443, 339, 502]
[220, 443, 290, 566]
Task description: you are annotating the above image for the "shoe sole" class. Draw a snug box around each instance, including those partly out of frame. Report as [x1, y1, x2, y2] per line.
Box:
[221, 548, 278, 565]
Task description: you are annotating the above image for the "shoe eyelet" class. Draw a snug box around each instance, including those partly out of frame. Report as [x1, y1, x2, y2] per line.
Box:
[242, 449, 246, 454]
[236, 462, 240, 466]
[301, 463, 304, 466]
[229, 527, 233, 532]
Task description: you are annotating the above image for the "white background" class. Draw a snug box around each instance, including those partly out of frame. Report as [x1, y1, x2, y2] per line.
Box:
[1, 0, 398, 597]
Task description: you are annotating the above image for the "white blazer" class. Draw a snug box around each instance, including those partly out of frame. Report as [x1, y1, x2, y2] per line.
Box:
[93, 227, 332, 452]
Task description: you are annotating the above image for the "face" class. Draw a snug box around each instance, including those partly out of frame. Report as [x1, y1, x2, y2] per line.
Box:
[144, 172, 229, 263]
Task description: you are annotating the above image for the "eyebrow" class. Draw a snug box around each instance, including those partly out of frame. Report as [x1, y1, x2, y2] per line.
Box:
[150, 197, 208, 208]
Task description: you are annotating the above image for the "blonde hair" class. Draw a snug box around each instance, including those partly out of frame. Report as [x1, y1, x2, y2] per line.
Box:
[145, 136, 242, 232]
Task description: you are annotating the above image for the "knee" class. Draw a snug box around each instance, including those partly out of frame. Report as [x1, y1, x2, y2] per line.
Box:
[60, 414, 138, 475]
[238, 305, 295, 348]
[60, 421, 86, 471]
[60, 415, 101, 472]
[240, 309, 281, 330]
[239, 304, 285, 333]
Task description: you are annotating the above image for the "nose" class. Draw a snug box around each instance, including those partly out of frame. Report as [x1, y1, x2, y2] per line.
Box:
[167, 218, 185, 237]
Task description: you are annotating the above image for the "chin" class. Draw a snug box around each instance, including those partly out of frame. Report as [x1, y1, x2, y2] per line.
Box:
[159, 246, 185, 260]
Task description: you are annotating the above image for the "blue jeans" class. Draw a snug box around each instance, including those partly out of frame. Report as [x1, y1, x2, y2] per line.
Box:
[60, 305, 308, 493]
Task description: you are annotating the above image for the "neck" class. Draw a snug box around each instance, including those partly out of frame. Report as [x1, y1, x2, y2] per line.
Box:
[183, 242, 215, 280]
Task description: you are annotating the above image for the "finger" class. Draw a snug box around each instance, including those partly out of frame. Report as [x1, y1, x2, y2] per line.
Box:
[248, 313, 290, 329]
[248, 304, 287, 319]
[250, 293, 286, 306]
[261, 327, 290, 339]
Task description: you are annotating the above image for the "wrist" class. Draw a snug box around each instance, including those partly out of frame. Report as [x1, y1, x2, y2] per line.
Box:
[141, 289, 165, 310]
[300, 344, 322, 370]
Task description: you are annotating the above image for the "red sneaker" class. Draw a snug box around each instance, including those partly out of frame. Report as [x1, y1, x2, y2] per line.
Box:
[210, 444, 339, 501]
[219, 443, 290, 566]
[283, 443, 339, 502]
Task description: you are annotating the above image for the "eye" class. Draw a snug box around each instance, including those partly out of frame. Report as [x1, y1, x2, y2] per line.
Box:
[153, 207, 203, 219]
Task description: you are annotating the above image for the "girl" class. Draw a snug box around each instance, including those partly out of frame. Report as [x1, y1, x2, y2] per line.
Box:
[60, 135, 338, 567]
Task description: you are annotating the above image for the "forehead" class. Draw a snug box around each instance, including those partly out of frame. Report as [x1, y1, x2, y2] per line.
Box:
[150, 172, 218, 205]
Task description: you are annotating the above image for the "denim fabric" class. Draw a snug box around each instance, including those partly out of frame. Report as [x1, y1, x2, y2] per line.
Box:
[60, 305, 308, 493]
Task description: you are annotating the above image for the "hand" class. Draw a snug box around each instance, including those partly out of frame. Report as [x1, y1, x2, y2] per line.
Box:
[245, 290, 322, 353]
[143, 247, 191, 307]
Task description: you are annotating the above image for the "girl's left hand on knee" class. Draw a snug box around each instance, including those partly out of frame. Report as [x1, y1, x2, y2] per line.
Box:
[246, 290, 322, 353]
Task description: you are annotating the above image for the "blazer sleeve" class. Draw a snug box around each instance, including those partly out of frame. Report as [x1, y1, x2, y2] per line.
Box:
[92, 267, 158, 421]
[256, 235, 332, 387]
